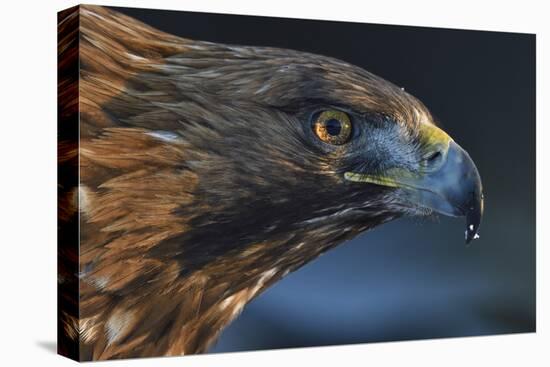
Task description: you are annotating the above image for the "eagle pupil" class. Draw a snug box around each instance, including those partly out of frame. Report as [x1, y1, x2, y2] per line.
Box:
[325, 119, 342, 136]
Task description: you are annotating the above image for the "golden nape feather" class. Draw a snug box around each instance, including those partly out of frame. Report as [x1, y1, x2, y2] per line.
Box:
[58, 5, 483, 361]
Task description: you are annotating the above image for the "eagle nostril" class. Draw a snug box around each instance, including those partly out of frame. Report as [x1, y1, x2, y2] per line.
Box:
[426, 150, 442, 164]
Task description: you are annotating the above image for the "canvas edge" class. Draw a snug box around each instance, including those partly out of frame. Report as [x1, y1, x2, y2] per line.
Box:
[58, 4, 81, 362]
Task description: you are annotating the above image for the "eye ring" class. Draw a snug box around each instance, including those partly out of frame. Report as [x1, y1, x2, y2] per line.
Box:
[313, 110, 352, 145]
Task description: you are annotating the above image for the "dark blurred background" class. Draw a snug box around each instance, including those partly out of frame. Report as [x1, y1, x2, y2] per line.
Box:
[113, 6, 536, 353]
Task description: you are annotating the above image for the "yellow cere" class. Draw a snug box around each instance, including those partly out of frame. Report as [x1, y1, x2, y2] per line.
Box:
[417, 123, 452, 151]
[344, 123, 452, 189]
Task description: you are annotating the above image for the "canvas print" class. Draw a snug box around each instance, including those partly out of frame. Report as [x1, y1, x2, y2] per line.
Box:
[57, 5, 535, 361]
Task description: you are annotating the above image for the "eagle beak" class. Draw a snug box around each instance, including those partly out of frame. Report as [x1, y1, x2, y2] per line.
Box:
[345, 124, 484, 243]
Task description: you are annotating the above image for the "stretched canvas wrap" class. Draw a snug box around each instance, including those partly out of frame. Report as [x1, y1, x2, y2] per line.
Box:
[57, 5, 536, 361]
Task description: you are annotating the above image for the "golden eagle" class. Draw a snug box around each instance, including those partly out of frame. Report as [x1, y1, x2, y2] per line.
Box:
[58, 5, 483, 360]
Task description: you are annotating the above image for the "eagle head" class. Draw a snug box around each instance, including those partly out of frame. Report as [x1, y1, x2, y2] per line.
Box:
[159, 43, 485, 255]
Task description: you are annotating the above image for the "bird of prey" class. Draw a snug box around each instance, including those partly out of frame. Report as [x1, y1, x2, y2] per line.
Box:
[57, 5, 483, 361]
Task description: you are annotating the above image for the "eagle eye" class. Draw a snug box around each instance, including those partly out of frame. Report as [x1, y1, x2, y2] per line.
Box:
[313, 110, 352, 145]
